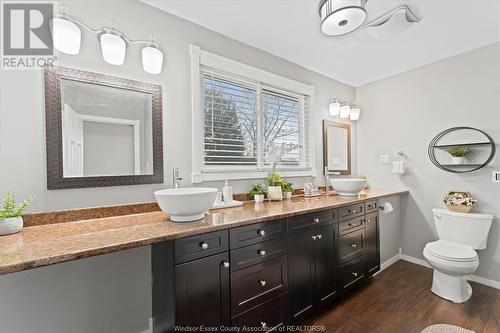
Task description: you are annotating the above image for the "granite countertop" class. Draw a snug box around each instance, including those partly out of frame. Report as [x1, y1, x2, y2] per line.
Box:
[0, 189, 408, 275]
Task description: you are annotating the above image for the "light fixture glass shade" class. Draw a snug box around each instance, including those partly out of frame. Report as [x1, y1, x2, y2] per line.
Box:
[100, 33, 126, 65]
[329, 100, 341, 116]
[340, 103, 351, 118]
[142, 46, 163, 74]
[350, 106, 360, 120]
[51, 18, 81, 55]
[319, 0, 367, 36]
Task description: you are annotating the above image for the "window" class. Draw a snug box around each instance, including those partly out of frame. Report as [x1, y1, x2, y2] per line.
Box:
[191, 45, 315, 182]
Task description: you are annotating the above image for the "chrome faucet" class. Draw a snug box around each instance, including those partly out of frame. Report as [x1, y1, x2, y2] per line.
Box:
[173, 168, 183, 188]
[325, 166, 341, 196]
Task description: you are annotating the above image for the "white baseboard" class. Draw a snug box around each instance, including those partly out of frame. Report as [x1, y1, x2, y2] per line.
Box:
[398, 254, 500, 290]
[381, 254, 401, 271]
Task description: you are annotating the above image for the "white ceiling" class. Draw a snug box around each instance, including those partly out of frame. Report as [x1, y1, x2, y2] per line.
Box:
[142, 0, 500, 87]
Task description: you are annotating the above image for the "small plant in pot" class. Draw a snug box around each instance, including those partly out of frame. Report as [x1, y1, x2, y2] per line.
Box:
[447, 146, 471, 165]
[267, 172, 283, 201]
[0, 193, 33, 236]
[249, 184, 266, 203]
[281, 181, 293, 200]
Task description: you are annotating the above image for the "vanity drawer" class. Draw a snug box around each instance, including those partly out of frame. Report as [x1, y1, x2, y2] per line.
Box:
[231, 238, 286, 272]
[231, 256, 288, 315]
[340, 254, 367, 294]
[231, 294, 288, 332]
[174, 230, 229, 264]
[365, 200, 378, 213]
[287, 210, 336, 234]
[338, 203, 364, 221]
[339, 228, 366, 265]
[230, 220, 285, 249]
[339, 216, 365, 236]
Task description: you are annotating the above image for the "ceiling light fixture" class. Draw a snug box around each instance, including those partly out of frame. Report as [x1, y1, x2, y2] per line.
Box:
[49, 7, 164, 74]
[339, 103, 351, 118]
[319, 0, 367, 36]
[329, 99, 341, 116]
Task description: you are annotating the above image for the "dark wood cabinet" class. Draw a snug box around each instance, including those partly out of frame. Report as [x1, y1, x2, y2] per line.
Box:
[365, 211, 380, 275]
[175, 252, 230, 328]
[288, 222, 338, 323]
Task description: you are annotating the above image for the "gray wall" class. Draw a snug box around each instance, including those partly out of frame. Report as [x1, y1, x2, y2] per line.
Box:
[357, 42, 500, 282]
[0, 1, 355, 332]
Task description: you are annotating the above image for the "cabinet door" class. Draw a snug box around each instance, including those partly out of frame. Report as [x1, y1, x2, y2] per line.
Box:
[287, 229, 316, 323]
[314, 224, 338, 308]
[365, 212, 380, 275]
[175, 252, 230, 327]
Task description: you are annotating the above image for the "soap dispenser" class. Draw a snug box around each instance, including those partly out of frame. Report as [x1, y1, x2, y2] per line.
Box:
[222, 180, 233, 204]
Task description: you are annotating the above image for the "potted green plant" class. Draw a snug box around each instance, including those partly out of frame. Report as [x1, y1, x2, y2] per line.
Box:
[267, 171, 283, 201]
[281, 181, 293, 199]
[248, 184, 266, 203]
[0, 193, 33, 236]
[447, 146, 471, 165]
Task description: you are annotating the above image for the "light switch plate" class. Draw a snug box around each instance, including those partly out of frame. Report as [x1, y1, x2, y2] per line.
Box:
[493, 171, 500, 183]
[379, 154, 390, 165]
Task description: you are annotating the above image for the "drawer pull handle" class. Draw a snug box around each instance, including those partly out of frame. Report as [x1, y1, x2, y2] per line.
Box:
[222, 261, 230, 268]
[259, 249, 266, 257]
[259, 280, 267, 287]
[258, 229, 266, 236]
[317, 234, 322, 240]
[200, 242, 209, 250]
[313, 217, 320, 223]
[352, 272, 358, 277]
[312, 235, 317, 240]
[350, 243, 357, 248]
[261, 322, 267, 329]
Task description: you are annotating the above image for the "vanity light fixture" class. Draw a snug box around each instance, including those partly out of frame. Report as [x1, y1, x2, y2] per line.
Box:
[50, 8, 164, 74]
[319, 0, 367, 36]
[349, 105, 360, 120]
[329, 99, 341, 116]
[339, 103, 351, 119]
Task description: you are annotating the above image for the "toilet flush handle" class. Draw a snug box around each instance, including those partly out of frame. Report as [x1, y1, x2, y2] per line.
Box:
[435, 214, 442, 219]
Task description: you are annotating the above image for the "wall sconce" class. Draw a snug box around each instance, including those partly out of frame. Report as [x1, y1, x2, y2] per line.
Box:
[328, 99, 361, 120]
[50, 8, 164, 74]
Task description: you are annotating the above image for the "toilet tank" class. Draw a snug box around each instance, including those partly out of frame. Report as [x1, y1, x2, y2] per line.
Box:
[432, 208, 494, 249]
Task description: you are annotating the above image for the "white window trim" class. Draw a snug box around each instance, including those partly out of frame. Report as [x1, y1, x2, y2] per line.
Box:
[190, 45, 316, 183]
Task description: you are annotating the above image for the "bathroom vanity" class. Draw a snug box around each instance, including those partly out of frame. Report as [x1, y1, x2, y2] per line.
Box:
[152, 198, 383, 332]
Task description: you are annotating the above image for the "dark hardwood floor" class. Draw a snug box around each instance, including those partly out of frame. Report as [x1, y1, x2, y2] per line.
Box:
[305, 260, 500, 333]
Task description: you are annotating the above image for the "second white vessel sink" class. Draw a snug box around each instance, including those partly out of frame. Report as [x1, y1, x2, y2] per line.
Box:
[154, 187, 218, 222]
[330, 178, 367, 197]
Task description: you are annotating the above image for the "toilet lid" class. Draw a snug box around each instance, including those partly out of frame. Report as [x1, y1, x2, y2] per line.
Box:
[425, 240, 477, 262]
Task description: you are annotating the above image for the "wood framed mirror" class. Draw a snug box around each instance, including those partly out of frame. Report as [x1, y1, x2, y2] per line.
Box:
[323, 120, 351, 175]
[44, 66, 163, 189]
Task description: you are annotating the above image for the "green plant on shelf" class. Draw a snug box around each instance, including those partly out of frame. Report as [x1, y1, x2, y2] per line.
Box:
[248, 184, 266, 197]
[447, 146, 471, 157]
[0, 193, 33, 219]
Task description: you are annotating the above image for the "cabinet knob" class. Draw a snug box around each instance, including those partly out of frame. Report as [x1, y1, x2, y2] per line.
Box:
[222, 261, 230, 268]
[352, 210, 357, 214]
[261, 322, 267, 329]
[259, 249, 266, 257]
[317, 234, 322, 240]
[313, 217, 320, 223]
[200, 242, 209, 250]
[259, 280, 267, 287]
[348, 223, 353, 226]
[312, 235, 317, 240]
[258, 229, 266, 236]
[352, 272, 358, 277]
[367, 219, 371, 223]
[350, 243, 357, 248]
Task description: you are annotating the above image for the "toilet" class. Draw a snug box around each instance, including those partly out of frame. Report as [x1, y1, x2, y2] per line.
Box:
[423, 208, 493, 303]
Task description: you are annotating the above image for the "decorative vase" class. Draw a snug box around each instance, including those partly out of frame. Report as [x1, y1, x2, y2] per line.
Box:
[267, 186, 283, 201]
[446, 204, 474, 213]
[254, 194, 265, 203]
[451, 156, 465, 165]
[283, 192, 292, 200]
[0, 216, 23, 236]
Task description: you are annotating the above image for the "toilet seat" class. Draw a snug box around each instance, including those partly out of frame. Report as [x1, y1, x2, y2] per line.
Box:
[424, 240, 477, 262]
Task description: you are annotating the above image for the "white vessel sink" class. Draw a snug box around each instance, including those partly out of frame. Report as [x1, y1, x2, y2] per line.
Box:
[154, 188, 218, 222]
[330, 178, 367, 197]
